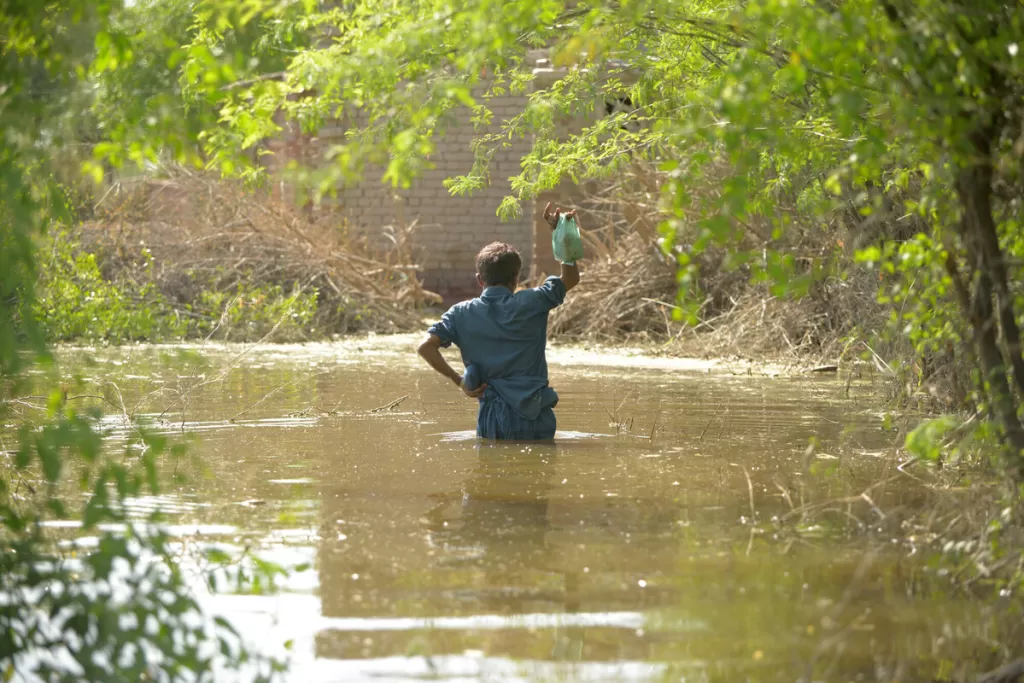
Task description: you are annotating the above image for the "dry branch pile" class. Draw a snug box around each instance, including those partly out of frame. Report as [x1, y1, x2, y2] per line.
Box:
[548, 162, 883, 361]
[79, 169, 439, 337]
[549, 231, 680, 339]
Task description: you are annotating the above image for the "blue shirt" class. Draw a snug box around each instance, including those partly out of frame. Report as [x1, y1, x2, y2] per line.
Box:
[427, 276, 567, 419]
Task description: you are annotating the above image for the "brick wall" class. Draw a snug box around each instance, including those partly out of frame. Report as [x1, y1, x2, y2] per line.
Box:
[264, 94, 534, 303]
[263, 56, 629, 301]
[355, 105, 532, 301]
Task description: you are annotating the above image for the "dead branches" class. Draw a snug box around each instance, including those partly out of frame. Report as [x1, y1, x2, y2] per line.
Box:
[80, 169, 440, 337]
[547, 159, 882, 362]
[550, 231, 679, 340]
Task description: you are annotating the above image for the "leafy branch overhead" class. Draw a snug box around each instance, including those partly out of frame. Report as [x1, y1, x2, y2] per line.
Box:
[187, 0, 1024, 469]
[55, 0, 1024, 471]
[4, 1, 1024, 680]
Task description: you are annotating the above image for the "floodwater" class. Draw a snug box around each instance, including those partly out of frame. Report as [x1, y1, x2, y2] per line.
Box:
[51, 338, 1013, 681]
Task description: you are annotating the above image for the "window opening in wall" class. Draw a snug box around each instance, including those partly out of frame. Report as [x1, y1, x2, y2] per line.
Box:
[604, 96, 639, 133]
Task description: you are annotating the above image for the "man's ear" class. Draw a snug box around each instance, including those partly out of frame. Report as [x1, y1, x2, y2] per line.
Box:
[476, 273, 486, 288]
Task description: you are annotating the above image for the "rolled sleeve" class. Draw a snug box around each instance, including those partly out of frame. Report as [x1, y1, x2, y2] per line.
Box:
[426, 308, 458, 347]
[530, 276, 567, 312]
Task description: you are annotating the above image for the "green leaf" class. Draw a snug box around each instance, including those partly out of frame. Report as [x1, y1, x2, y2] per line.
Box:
[905, 416, 960, 461]
[824, 174, 843, 196]
[37, 436, 62, 483]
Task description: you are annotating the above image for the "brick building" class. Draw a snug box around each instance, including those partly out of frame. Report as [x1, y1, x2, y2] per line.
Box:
[265, 54, 606, 302]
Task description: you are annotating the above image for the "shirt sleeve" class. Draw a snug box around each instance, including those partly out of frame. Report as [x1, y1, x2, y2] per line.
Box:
[426, 307, 458, 347]
[528, 276, 567, 312]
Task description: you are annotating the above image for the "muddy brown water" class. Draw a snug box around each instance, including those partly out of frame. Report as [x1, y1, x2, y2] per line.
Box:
[52, 339, 1011, 682]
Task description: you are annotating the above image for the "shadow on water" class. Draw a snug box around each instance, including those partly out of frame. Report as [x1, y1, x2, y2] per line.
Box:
[47, 342, 1024, 682]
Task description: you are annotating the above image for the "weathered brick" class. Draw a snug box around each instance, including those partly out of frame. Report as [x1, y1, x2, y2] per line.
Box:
[260, 81, 594, 296]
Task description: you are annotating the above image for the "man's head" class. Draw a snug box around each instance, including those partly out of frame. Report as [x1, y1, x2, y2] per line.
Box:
[475, 242, 522, 290]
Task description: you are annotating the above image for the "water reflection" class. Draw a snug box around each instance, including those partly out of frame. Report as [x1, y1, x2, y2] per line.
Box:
[426, 448, 559, 607]
[429, 448, 598, 667]
[45, 343, 1020, 682]
[443, 450, 554, 536]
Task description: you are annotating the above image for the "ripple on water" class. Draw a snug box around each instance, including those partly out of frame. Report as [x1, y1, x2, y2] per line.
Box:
[48, 341, 1006, 683]
[434, 429, 613, 442]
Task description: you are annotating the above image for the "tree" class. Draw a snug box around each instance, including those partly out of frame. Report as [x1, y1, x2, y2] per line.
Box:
[3, 0, 1021, 674]
[0, 1, 290, 679]
[194, 0, 1024, 476]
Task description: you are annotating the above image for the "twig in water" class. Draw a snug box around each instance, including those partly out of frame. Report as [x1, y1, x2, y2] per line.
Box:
[896, 455, 923, 482]
[861, 341, 894, 375]
[204, 294, 242, 346]
[698, 402, 724, 443]
[66, 393, 118, 407]
[157, 297, 302, 426]
[371, 395, 409, 413]
[859, 492, 886, 520]
[742, 466, 756, 520]
[805, 552, 877, 679]
[104, 382, 130, 424]
[3, 399, 46, 413]
[716, 408, 730, 440]
[321, 397, 347, 416]
[775, 482, 795, 511]
[976, 658, 1024, 683]
[231, 381, 297, 422]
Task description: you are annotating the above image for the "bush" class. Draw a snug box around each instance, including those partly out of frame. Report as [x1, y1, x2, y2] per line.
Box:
[36, 229, 188, 343]
[35, 170, 439, 344]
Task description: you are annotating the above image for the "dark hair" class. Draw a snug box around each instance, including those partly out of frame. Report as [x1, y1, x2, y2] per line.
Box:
[476, 242, 522, 286]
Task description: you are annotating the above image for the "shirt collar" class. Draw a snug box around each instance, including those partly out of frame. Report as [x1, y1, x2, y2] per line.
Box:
[481, 285, 513, 299]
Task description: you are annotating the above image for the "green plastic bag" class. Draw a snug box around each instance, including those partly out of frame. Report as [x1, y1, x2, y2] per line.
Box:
[552, 214, 584, 265]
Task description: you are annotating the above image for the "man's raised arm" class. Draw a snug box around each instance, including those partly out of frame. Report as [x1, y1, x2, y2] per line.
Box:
[543, 202, 581, 293]
[560, 261, 580, 292]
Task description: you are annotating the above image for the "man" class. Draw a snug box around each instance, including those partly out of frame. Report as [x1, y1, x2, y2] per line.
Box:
[417, 203, 581, 440]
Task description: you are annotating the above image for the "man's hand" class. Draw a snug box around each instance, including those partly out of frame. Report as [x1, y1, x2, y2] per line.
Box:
[457, 377, 488, 399]
[419, 335, 489, 399]
[543, 202, 577, 230]
[543, 201, 581, 292]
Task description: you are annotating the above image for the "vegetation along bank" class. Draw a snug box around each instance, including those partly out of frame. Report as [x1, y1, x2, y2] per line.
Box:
[4, 0, 1024, 680]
